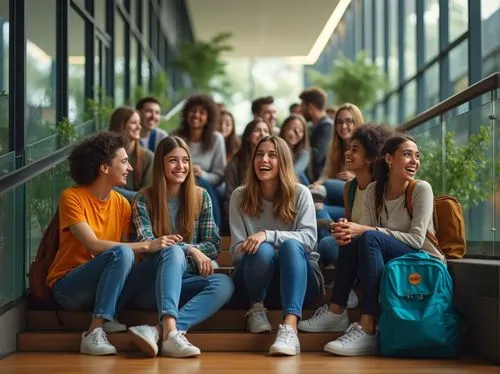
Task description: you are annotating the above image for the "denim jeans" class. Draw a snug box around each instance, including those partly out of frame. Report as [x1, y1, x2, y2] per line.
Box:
[331, 231, 415, 315]
[232, 239, 319, 318]
[323, 178, 346, 221]
[118, 245, 234, 331]
[196, 177, 222, 228]
[318, 235, 339, 267]
[52, 244, 135, 321]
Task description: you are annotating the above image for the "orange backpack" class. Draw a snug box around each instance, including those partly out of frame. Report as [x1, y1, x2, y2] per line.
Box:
[28, 209, 60, 309]
[405, 180, 466, 259]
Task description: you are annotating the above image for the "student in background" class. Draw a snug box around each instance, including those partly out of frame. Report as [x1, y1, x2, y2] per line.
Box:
[46, 131, 171, 356]
[251, 96, 279, 135]
[137, 97, 167, 152]
[229, 136, 320, 356]
[122, 136, 234, 358]
[173, 94, 226, 228]
[320, 134, 442, 356]
[279, 114, 310, 184]
[108, 106, 154, 202]
[217, 110, 240, 162]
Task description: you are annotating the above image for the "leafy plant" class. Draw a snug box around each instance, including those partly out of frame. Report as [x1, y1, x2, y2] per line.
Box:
[171, 32, 233, 94]
[418, 124, 499, 210]
[308, 51, 386, 110]
[133, 71, 171, 109]
[85, 88, 115, 128]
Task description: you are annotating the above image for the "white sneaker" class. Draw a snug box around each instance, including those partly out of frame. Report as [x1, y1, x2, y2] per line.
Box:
[161, 330, 201, 358]
[103, 319, 127, 333]
[245, 302, 272, 333]
[80, 327, 117, 356]
[324, 322, 378, 356]
[269, 324, 301, 356]
[128, 324, 160, 357]
[297, 305, 349, 332]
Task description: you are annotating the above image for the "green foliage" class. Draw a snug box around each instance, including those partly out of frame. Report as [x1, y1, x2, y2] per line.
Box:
[132, 71, 171, 109]
[158, 112, 181, 134]
[418, 125, 500, 210]
[57, 117, 78, 146]
[171, 32, 233, 94]
[308, 51, 386, 110]
[85, 89, 115, 128]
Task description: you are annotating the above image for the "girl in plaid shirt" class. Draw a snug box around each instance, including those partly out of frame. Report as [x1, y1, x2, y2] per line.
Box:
[119, 136, 234, 358]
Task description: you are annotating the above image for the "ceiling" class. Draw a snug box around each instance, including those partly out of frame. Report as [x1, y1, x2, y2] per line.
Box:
[185, 0, 344, 63]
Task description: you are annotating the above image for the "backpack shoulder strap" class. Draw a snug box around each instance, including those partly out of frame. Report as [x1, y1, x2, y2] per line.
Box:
[148, 128, 157, 151]
[404, 179, 419, 219]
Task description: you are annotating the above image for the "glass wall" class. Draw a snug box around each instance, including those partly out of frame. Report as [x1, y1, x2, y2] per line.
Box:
[68, 8, 86, 123]
[0, 1, 8, 156]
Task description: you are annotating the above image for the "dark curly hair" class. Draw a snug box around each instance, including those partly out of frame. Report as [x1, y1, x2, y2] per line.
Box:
[350, 123, 393, 165]
[68, 131, 127, 185]
[175, 94, 219, 152]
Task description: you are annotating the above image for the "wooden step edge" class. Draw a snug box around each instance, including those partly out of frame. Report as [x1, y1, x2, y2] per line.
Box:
[18, 331, 342, 352]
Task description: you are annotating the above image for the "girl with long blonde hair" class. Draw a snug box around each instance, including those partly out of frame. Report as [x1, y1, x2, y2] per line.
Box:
[108, 106, 154, 201]
[310, 103, 364, 220]
[229, 136, 321, 356]
[119, 136, 234, 359]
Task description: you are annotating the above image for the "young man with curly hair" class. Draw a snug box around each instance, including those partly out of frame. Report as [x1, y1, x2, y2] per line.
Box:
[46, 131, 171, 356]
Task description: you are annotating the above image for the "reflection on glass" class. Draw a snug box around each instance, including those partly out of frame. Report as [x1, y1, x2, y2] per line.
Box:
[449, 0, 468, 42]
[142, 0, 149, 44]
[142, 50, 150, 91]
[363, 0, 372, 52]
[388, 94, 398, 126]
[388, 0, 398, 87]
[404, 80, 417, 121]
[95, 0, 106, 31]
[481, 0, 500, 75]
[130, 36, 138, 102]
[424, 63, 439, 109]
[115, 13, 125, 106]
[26, 0, 56, 145]
[0, 4, 9, 156]
[449, 40, 469, 94]
[68, 8, 86, 124]
[404, 0, 416, 79]
[424, 0, 439, 62]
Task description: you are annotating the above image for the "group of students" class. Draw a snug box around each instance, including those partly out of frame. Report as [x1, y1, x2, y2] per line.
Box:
[44, 89, 442, 359]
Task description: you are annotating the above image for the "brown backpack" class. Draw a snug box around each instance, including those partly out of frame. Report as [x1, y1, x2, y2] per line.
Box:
[406, 180, 466, 259]
[28, 209, 60, 309]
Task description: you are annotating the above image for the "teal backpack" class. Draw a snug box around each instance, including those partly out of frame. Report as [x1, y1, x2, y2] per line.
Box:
[379, 251, 461, 357]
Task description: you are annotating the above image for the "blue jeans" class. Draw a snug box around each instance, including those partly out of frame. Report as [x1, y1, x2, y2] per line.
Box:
[196, 177, 222, 228]
[331, 231, 415, 315]
[232, 239, 319, 318]
[323, 179, 346, 221]
[118, 245, 234, 331]
[318, 235, 339, 267]
[52, 244, 135, 321]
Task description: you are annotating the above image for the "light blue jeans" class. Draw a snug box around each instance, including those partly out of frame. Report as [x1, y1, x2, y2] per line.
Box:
[118, 245, 234, 331]
[318, 235, 340, 267]
[232, 239, 319, 318]
[52, 244, 135, 321]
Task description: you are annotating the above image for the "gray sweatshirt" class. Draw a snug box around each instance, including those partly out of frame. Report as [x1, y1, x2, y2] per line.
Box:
[360, 180, 443, 259]
[229, 183, 317, 261]
[189, 131, 226, 186]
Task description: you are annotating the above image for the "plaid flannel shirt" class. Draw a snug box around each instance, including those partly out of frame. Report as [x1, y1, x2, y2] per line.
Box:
[133, 189, 221, 274]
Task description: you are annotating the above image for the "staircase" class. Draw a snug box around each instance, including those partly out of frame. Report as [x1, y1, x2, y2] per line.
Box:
[18, 237, 359, 353]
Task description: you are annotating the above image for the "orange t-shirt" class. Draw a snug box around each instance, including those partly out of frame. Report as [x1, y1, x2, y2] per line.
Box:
[46, 186, 131, 288]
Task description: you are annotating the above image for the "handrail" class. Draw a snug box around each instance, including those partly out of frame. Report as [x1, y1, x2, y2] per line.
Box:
[398, 72, 499, 132]
[0, 99, 186, 196]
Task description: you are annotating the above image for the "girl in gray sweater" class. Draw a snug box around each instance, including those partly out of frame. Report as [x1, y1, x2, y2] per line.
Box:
[319, 133, 442, 357]
[229, 136, 320, 356]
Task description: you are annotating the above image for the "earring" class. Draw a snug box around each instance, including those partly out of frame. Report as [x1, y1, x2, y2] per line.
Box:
[387, 163, 391, 169]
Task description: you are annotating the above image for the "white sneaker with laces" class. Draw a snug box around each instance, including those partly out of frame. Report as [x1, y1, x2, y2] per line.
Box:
[245, 302, 272, 333]
[128, 324, 160, 357]
[323, 322, 378, 356]
[80, 327, 117, 356]
[161, 330, 201, 358]
[297, 305, 349, 332]
[103, 319, 127, 333]
[269, 324, 301, 356]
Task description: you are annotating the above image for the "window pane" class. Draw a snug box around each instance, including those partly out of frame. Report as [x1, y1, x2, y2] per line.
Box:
[424, 0, 439, 63]
[95, 0, 106, 31]
[130, 36, 138, 101]
[26, 0, 56, 145]
[363, 0, 372, 51]
[68, 8, 86, 124]
[142, 0, 149, 46]
[115, 14, 125, 106]
[481, 0, 500, 76]
[141, 49, 150, 90]
[374, 0, 384, 68]
[449, 40, 469, 94]
[424, 63, 439, 109]
[449, 0, 468, 42]
[404, 80, 417, 121]
[0, 2, 9, 156]
[388, 0, 399, 87]
[388, 94, 398, 126]
[404, 0, 417, 78]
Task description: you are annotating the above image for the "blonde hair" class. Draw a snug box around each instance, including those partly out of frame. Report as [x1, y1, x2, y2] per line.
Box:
[142, 136, 201, 242]
[322, 103, 364, 179]
[108, 106, 144, 189]
[240, 136, 297, 223]
[279, 114, 310, 160]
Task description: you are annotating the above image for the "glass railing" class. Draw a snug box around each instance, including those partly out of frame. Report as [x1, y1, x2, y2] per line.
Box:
[399, 75, 499, 258]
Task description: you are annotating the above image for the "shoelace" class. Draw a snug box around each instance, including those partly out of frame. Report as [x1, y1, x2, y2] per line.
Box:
[245, 305, 268, 321]
[171, 331, 194, 349]
[308, 304, 329, 322]
[337, 323, 364, 344]
[93, 329, 111, 346]
[275, 325, 295, 344]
